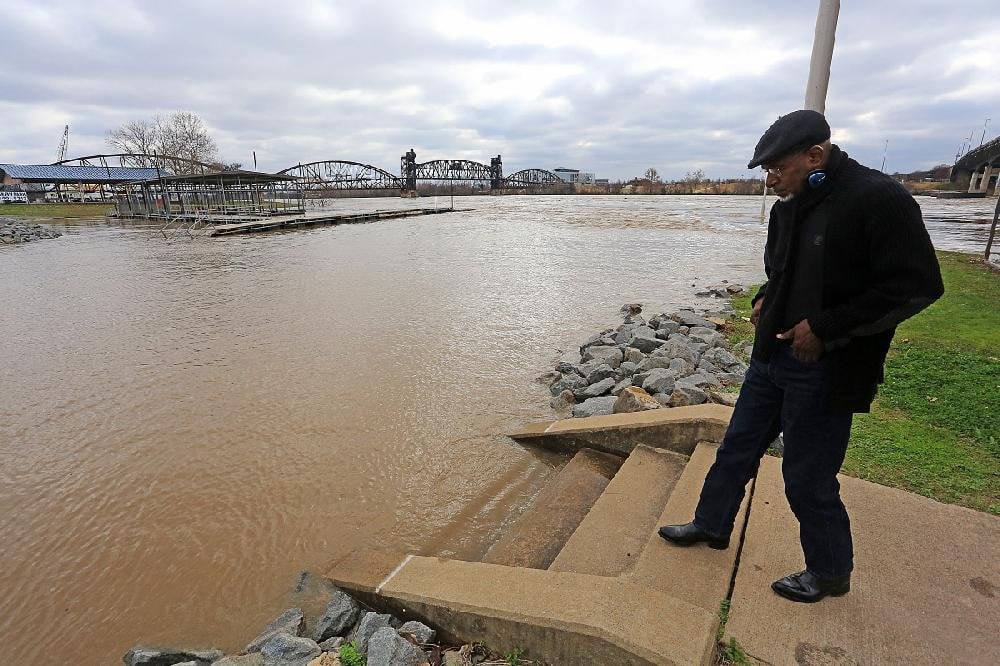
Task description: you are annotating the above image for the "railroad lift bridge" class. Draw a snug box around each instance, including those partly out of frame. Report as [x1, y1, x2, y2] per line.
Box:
[277, 150, 565, 195]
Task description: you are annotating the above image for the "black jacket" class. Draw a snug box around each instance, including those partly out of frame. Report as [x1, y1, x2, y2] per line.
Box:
[752, 145, 944, 412]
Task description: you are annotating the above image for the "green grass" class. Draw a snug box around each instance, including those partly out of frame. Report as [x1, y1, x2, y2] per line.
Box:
[0, 202, 112, 218]
[844, 252, 999, 514]
[725, 252, 998, 514]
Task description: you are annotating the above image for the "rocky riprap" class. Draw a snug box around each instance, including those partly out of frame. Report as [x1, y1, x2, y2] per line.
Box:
[123, 573, 512, 666]
[0, 218, 62, 244]
[541, 295, 754, 419]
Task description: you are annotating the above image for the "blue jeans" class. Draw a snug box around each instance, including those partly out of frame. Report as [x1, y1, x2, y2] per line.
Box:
[694, 344, 854, 578]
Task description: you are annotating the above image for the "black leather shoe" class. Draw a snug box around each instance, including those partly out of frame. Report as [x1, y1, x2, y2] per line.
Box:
[771, 569, 850, 603]
[657, 522, 730, 549]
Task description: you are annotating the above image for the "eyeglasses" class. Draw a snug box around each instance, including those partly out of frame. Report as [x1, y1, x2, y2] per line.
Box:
[760, 165, 783, 177]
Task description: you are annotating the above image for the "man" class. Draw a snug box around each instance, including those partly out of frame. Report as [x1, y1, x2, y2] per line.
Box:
[658, 110, 944, 603]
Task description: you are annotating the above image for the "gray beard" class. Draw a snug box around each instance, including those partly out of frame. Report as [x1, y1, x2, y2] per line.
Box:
[778, 193, 795, 202]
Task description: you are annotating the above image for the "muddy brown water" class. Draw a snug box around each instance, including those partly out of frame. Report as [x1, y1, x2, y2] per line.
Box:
[0, 194, 989, 664]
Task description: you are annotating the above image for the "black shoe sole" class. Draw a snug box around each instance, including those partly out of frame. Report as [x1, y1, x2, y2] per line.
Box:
[657, 527, 729, 550]
[771, 582, 850, 603]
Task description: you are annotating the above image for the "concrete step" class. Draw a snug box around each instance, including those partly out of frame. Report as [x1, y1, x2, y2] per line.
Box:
[481, 448, 621, 569]
[632, 441, 751, 614]
[549, 445, 688, 577]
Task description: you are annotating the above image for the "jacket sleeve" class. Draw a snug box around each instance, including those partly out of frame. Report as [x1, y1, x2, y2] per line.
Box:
[808, 185, 944, 343]
[752, 216, 774, 306]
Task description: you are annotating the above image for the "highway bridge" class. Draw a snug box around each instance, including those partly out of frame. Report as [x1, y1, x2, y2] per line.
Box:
[951, 136, 1000, 194]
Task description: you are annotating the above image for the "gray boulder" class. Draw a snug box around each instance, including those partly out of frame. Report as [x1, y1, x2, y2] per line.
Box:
[652, 338, 699, 365]
[536, 370, 562, 386]
[550, 389, 576, 410]
[702, 347, 740, 370]
[718, 372, 746, 386]
[678, 372, 722, 390]
[613, 323, 639, 345]
[581, 345, 623, 368]
[550, 374, 588, 396]
[620, 303, 643, 316]
[585, 363, 616, 384]
[259, 632, 321, 666]
[611, 378, 633, 396]
[674, 310, 716, 329]
[688, 326, 724, 347]
[122, 647, 224, 666]
[697, 359, 720, 375]
[574, 377, 616, 399]
[635, 355, 675, 373]
[213, 656, 264, 666]
[350, 612, 394, 654]
[312, 590, 361, 643]
[669, 386, 709, 406]
[708, 390, 738, 407]
[318, 637, 344, 651]
[669, 358, 696, 377]
[617, 361, 638, 377]
[366, 627, 427, 666]
[397, 621, 436, 644]
[623, 347, 645, 364]
[628, 335, 665, 353]
[247, 608, 305, 653]
[572, 396, 617, 418]
[657, 319, 680, 336]
[641, 368, 677, 395]
[555, 361, 582, 376]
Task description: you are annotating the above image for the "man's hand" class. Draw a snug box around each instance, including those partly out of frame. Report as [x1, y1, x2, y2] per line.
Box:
[776, 319, 823, 362]
[750, 298, 764, 328]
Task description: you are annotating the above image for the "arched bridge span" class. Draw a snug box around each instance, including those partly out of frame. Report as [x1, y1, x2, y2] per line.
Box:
[278, 160, 403, 190]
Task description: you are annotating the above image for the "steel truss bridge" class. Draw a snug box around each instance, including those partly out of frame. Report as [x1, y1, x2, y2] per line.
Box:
[277, 151, 565, 194]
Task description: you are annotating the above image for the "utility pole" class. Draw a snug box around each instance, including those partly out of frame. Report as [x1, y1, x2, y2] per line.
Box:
[804, 0, 840, 113]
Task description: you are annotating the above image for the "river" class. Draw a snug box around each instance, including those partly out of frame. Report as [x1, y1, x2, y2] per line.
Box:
[0, 194, 993, 664]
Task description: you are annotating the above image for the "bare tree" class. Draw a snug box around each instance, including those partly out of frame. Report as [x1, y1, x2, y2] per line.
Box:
[644, 167, 661, 182]
[107, 111, 220, 173]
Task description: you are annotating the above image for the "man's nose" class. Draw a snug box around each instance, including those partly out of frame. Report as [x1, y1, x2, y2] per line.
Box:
[765, 172, 780, 188]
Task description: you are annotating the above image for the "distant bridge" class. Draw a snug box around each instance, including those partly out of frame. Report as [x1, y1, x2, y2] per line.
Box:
[951, 136, 1000, 194]
[278, 151, 565, 194]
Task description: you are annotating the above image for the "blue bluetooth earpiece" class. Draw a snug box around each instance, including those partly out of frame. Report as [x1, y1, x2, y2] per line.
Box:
[808, 170, 828, 189]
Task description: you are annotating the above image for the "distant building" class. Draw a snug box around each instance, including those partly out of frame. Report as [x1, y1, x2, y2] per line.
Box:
[0, 184, 28, 203]
[552, 167, 597, 184]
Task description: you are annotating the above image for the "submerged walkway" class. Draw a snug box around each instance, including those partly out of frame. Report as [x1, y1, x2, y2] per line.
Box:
[327, 407, 999, 664]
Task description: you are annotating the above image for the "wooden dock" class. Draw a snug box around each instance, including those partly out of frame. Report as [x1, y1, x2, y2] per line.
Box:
[208, 207, 460, 236]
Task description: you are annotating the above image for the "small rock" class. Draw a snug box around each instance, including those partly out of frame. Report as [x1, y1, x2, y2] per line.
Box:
[688, 326, 724, 347]
[768, 435, 785, 455]
[306, 654, 339, 666]
[318, 637, 344, 651]
[610, 378, 633, 396]
[550, 389, 576, 410]
[555, 361, 582, 376]
[248, 608, 306, 653]
[697, 359, 720, 375]
[674, 310, 716, 329]
[572, 396, 617, 418]
[260, 633, 321, 666]
[634, 355, 674, 373]
[702, 347, 740, 369]
[627, 334, 664, 353]
[312, 590, 361, 643]
[613, 386, 661, 413]
[574, 377, 616, 399]
[678, 372, 722, 390]
[550, 374, 588, 396]
[669, 358, 696, 377]
[669, 386, 708, 406]
[123, 647, 224, 666]
[617, 361, 638, 377]
[718, 372, 746, 386]
[366, 627, 426, 666]
[707, 391, 738, 407]
[585, 363, 616, 384]
[536, 370, 562, 386]
[212, 655, 265, 666]
[654, 392, 673, 407]
[623, 347, 644, 364]
[397, 621, 436, 644]
[620, 303, 643, 315]
[581, 345, 623, 368]
[651, 338, 699, 365]
[641, 368, 677, 394]
[350, 612, 393, 654]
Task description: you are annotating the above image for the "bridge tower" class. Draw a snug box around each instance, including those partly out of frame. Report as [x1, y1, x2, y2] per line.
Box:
[401, 149, 417, 196]
[490, 155, 503, 192]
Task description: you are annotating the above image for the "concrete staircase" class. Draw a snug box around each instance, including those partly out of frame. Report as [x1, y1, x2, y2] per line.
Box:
[327, 406, 744, 665]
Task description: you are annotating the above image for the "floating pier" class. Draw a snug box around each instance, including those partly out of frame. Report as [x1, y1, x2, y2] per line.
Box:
[208, 207, 460, 236]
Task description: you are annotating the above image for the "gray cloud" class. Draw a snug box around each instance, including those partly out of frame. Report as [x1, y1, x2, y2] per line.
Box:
[2, 0, 997, 179]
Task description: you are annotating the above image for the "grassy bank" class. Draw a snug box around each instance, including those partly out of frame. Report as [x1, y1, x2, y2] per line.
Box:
[726, 252, 998, 514]
[0, 203, 113, 218]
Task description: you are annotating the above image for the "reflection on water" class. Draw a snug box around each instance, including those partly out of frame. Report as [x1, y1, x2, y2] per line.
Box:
[0, 195, 990, 664]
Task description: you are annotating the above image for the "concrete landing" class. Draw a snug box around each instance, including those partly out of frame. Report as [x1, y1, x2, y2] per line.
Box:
[725, 454, 1000, 665]
[483, 448, 621, 569]
[508, 403, 733, 457]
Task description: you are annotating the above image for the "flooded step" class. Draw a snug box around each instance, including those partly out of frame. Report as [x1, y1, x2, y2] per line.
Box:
[481, 448, 622, 569]
[632, 441, 751, 613]
[549, 445, 687, 577]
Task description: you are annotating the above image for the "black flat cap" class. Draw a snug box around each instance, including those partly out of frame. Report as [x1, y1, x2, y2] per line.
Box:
[747, 110, 831, 168]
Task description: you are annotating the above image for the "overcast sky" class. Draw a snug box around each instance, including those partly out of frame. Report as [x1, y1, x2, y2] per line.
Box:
[2, 1, 997, 179]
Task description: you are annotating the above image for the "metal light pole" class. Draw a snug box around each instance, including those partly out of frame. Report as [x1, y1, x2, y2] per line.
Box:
[980, 118, 991, 148]
[804, 0, 841, 113]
